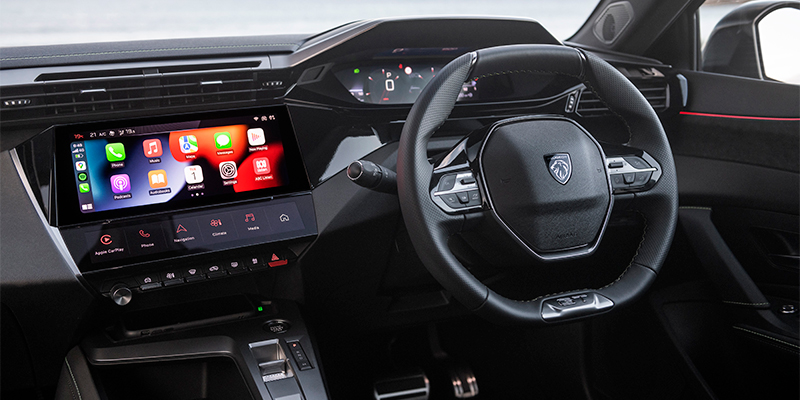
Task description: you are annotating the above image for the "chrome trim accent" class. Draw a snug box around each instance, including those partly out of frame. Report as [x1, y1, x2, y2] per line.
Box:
[605, 156, 657, 175]
[79, 88, 106, 94]
[347, 160, 364, 181]
[9, 148, 83, 279]
[477, 115, 614, 261]
[199, 80, 224, 85]
[432, 172, 478, 196]
[540, 292, 614, 321]
[434, 137, 468, 172]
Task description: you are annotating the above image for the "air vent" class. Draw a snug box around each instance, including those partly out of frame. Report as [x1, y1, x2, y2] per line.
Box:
[0, 61, 286, 123]
[577, 77, 669, 117]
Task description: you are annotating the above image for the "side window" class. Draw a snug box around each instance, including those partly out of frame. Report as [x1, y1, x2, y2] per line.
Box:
[699, 0, 800, 84]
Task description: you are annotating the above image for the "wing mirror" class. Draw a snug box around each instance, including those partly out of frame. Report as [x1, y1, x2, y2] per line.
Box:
[702, 0, 800, 84]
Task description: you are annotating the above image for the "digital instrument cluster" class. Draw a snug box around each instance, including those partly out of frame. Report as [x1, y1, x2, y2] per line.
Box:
[333, 48, 477, 104]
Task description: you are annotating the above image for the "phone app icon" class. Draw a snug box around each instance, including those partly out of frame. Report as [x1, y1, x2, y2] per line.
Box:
[214, 132, 232, 149]
[143, 138, 163, 158]
[110, 174, 131, 194]
[148, 169, 168, 188]
[105, 143, 126, 162]
[247, 128, 265, 146]
[184, 165, 204, 184]
[79, 183, 90, 193]
[253, 157, 271, 175]
[179, 135, 198, 154]
[219, 161, 238, 180]
[75, 161, 87, 171]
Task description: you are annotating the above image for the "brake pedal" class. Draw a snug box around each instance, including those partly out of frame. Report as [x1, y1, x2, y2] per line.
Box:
[448, 364, 478, 398]
[373, 372, 430, 400]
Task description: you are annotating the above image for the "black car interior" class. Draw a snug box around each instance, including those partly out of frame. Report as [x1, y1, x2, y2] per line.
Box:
[1, 0, 798, 399]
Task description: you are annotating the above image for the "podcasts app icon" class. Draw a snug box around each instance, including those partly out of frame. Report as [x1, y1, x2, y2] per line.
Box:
[110, 174, 131, 194]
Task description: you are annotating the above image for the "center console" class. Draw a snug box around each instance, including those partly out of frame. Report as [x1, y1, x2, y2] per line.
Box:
[20, 105, 329, 399]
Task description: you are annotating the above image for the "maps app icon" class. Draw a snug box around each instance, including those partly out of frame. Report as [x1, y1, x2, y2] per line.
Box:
[179, 135, 198, 154]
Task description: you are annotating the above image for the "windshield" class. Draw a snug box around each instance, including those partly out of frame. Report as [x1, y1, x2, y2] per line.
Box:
[0, 0, 598, 47]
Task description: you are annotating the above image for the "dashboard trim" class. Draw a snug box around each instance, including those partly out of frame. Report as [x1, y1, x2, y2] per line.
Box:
[10, 148, 84, 279]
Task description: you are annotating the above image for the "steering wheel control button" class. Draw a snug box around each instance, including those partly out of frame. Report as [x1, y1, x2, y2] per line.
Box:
[541, 292, 614, 321]
[440, 193, 463, 208]
[438, 174, 457, 191]
[467, 190, 481, 206]
[608, 161, 624, 169]
[634, 172, 652, 186]
[611, 174, 626, 188]
[622, 173, 635, 184]
[460, 175, 476, 185]
[456, 192, 470, 204]
[623, 156, 650, 169]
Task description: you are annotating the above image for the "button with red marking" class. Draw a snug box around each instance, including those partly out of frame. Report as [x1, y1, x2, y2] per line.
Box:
[268, 252, 288, 267]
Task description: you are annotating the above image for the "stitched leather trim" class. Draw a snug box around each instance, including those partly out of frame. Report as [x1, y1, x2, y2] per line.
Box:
[65, 358, 83, 400]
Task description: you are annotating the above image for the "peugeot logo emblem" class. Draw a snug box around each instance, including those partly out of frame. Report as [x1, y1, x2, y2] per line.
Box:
[548, 153, 572, 185]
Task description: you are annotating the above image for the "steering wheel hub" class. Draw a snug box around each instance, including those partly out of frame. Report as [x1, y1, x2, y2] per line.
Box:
[481, 117, 612, 257]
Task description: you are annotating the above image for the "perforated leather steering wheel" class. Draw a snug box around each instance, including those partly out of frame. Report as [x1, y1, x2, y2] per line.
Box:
[397, 44, 678, 325]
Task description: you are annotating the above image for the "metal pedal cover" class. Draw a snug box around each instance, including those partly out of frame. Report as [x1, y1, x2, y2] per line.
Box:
[373, 372, 430, 400]
[449, 364, 478, 398]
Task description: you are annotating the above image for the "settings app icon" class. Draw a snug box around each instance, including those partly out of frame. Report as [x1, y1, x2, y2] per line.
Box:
[219, 161, 238, 180]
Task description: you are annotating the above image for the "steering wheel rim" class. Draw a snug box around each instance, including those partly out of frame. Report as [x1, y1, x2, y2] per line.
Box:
[397, 44, 678, 325]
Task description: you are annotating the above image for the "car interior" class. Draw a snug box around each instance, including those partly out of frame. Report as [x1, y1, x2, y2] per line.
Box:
[1, 0, 798, 399]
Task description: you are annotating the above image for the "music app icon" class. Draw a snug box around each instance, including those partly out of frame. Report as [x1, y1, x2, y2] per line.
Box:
[143, 138, 163, 158]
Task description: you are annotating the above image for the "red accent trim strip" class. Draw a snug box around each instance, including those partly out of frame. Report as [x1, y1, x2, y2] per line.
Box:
[679, 111, 800, 121]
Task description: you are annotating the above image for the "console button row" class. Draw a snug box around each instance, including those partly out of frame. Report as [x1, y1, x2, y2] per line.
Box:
[104, 251, 293, 294]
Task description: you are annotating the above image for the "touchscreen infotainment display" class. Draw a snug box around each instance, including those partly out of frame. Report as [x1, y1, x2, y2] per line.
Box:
[55, 106, 309, 226]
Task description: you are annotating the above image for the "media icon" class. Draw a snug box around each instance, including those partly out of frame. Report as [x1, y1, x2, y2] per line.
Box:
[247, 128, 266, 146]
[179, 135, 198, 154]
[244, 213, 256, 222]
[214, 131, 232, 149]
[148, 169, 168, 188]
[219, 161, 238, 180]
[253, 157, 270, 175]
[105, 143, 126, 162]
[143, 138, 163, 158]
[75, 161, 87, 171]
[78, 173, 88, 181]
[110, 174, 131, 194]
[184, 165, 203, 184]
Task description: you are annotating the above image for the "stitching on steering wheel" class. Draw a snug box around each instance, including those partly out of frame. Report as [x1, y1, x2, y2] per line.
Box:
[472, 67, 634, 143]
[509, 210, 648, 304]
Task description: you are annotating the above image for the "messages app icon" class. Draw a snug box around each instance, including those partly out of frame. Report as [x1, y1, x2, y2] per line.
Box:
[105, 143, 126, 162]
[214, 132, 232, 149]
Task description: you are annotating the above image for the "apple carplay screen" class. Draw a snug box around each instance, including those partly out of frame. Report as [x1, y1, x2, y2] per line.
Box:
[55, 106, 309, 227]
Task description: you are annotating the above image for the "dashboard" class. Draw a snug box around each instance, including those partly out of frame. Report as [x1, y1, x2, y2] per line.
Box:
[0, 16, 683, 397]
[4, 16, 677, 298]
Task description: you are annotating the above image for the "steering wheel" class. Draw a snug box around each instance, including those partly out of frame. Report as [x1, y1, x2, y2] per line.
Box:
[397, 44, 678, 325]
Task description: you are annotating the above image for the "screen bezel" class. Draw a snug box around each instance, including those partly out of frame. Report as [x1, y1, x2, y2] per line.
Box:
[54, 106, 310, 227]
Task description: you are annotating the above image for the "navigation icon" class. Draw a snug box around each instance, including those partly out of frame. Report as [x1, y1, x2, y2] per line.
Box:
[176, 224, 188, 234]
